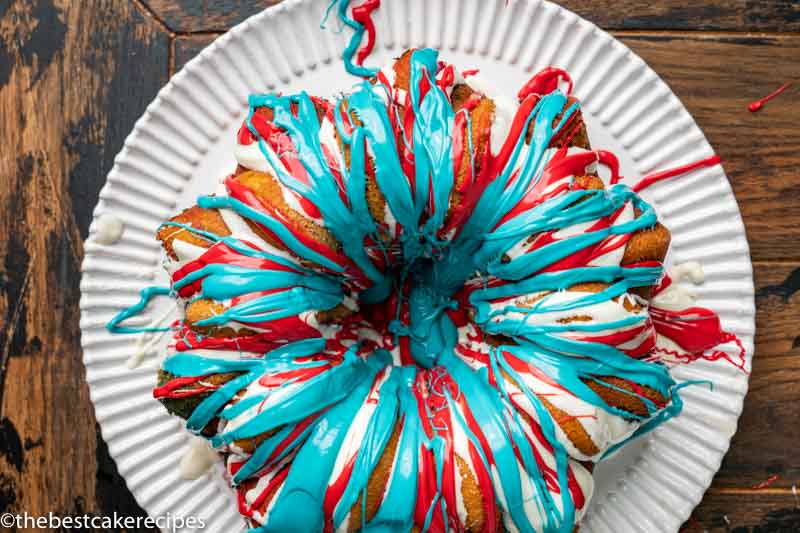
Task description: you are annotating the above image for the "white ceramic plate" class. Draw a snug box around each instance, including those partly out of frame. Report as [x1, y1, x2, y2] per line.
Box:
[79, 1, 755, 531]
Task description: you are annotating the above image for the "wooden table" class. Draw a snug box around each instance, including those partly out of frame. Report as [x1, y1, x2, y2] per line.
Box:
[0, 1, 798, 531]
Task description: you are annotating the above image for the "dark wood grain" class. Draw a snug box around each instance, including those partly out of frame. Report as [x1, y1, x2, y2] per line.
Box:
[143, 0, 279, 33]
[173, 33, 220, 73]
[0, 0, 166, 529]
[619, 34, 800, 262]
[559, 0, 800, 32]
[706, 263, 800, 488]
[148, 0, 800, 33]
[2, 0, 800, 531]
[687, 490, 800, 532]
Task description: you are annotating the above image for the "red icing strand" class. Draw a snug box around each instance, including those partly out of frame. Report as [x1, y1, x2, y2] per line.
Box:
[632, 155, 721, 193]
[225, 176, 354, 275]
[518, 67, 574, 100]
[752, 474, 781, 489]
[351, 0, 381, 66]
[153, 375, 220, 399]
[748, 82, 792, 112]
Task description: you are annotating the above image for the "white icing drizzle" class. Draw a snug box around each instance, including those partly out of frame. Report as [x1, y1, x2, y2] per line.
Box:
[179, 436, 220, 480]
[94, 213, 125, 245]
[126, 303, 176, 369]
[651, 261, 704, 311]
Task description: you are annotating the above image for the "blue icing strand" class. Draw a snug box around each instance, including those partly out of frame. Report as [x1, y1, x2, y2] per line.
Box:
[159, 220, 307, 272]
[496, 340, 673, 421]
[483, 188, 657, 280]
[174, 263, 342, 302]
[159, 338, 372, 441]
[342, 83, 417, 231]
[421, 434, 448, 533]
[440, 352, 541, 533]
[255, 351, 391, 532]
[489, 349, 576, 531]
[364, 371, 420, 531]
[407, 284, 459, 369]
[461, 92, 574, 244]
[245, 92, 390, 292]
[601, 380, 712, 459]
[198, 195, 346, 274]
[193, 287, 342, 326]
[232, 421, 317, 485]
[322, 0, 379, 78]
[429, 92, 577, 296]
[332, 361, 403, 529]
[213, 346, 370, 444]
[409, 49, 456, 239]
[106, 286, 172, 334]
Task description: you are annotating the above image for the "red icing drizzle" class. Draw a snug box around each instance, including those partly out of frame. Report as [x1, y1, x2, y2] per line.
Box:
[650, 274, 747, 371]
[517, 67, 574, 100]
[632, 155, 721, 193]
[352, 0, 381, 66]
[748, 82, 792, 112]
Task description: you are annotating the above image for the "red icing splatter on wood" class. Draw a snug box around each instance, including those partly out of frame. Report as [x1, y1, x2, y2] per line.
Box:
[752, 474, 781, 489]
[749, 82, 792, 112]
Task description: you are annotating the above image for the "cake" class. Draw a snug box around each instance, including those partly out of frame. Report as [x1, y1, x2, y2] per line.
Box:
[107, 48, 743, 532]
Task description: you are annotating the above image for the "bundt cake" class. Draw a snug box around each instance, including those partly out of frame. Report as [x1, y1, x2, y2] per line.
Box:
[107, 48, 743, 532]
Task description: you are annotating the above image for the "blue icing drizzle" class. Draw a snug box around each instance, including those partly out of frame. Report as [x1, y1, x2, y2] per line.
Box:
[340, 82, 416, 232]
[322, 0, 380, 78]
[106, 286, 172, 334]
[245, 92, 389, 290]
[364, 375, 420, 531]
[255, 351, 391, 532]
[331, 362, 403, 529]
[408, 48, 456, 240]
[198, 195, 347, 274]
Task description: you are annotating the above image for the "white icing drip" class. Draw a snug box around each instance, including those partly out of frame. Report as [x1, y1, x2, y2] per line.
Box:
[170, 239, 209, 263]
[126, 304, 176, 369]
[495, 290, 646, 329]
[171, 348, 263, 361]
[383, 202, 397, 236]
[378, 63, 396, 86]
[235, 142, 272, 173]
[449, 400, 476, 527]
[239, 452, 296, 520]
[651, 262, 704, 311]
[327, 368, 393, 523]
[93, 213, 125, 245]
[319, 115, 345, 170]
[179, 436, 219, 480]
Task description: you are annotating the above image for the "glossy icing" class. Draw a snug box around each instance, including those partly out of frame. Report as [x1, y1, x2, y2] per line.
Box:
[748, 82, 792, 113]
[180, 435, 220, 480]
[93, 213, 125, 245]
[632, 155, 721, 193]
[323, 0, 381, 77]
[107, 45, 747, 532]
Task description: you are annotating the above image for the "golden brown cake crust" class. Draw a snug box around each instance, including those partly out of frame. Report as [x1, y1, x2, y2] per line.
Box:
[157, 206, 231, 260]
